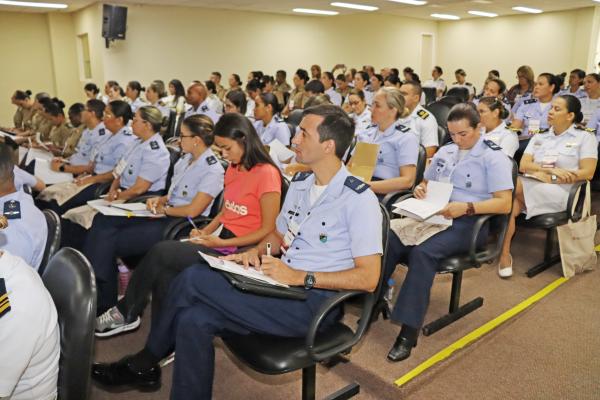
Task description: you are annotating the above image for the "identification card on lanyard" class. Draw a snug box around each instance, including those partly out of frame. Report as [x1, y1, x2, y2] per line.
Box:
[280, 188, 328, 255]
[113, 158, 127, 177]
[541, 149, 559, 168]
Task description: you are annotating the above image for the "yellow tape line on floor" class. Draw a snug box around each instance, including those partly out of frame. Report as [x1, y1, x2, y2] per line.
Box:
[394, 277, 568, 387]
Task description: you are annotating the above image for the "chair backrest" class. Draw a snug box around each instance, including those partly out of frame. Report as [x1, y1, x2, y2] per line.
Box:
[164, 146, 182, 190]
[286, 109, 304, 127]
[209, 191, 224, 218]
[439, 95, 463, 107]
[445, 87, 470, 102]
[280, 176, 290, 208]
[415, 145, 427, 188]
[422, 87, 437, 105]
[343, 135, 358, 165]
[39, 209, 61, 275]
[286, 123, 296, 140]
[438, 125, 449, 146]
[164, 110, 177, 140]
[425, 101, 451, 131]
[42, 248, 96, 400]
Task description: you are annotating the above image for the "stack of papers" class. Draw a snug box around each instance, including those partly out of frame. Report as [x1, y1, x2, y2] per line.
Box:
[25, 148, 53, 165]
[34, 158, 73, 184]
[199, 251, 288, 287]
[87, 199, 163, 218]
[268, 139, 296, 163]
[392, 181, 454, 226]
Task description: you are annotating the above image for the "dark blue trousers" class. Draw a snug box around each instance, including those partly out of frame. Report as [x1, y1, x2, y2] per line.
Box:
[82, 215, 174, 314]
[384, 216, 486, 329]
[145, 266, 338, 400]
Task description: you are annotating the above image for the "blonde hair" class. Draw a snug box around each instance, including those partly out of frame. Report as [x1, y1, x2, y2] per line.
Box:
[138, 106, 164, 132]
[377, 87, 409, 119]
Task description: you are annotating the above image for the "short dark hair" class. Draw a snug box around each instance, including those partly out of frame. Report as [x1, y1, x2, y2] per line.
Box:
[455, 68, 466, 76]
[487, 78, 506, 93]
[225, 89, 247, 114]
[489, 69, 500, 78]
[391, 68, 399, 76]
[385, 74, 401, 87]
[211, 71, 222, 79]
[539, 73, 560, 94]
[401, 80, 422, 96]
[205, 80, 217, 94]
[183, 114, 215, 146]
[302, 105, 355, 159]
[86, 99, 105, 119]
[68, 102, 85, 115]
[305, 80, 325, 94]
[127, 81, 145, 95]
[295, 69, 309, 84]
[84, 83, 99, 94]
[559, 95, 584, 124]
[108, 100, 133, 125]
[14, 90, 32, 100]
[571, 69, 586, 81]
[355, 71, 369, 83]
[434, 66, 443, 75]
[276, 70, 287, 78]
[246, 79, 261, 94]
[447, 103, 479, 129]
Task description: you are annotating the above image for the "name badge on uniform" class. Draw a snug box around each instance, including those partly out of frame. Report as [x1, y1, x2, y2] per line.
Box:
[114, 158, 127, 177]
[541, 150, 559, 168]
[528, 119, 541, 134]
[281, 220, 299, 254]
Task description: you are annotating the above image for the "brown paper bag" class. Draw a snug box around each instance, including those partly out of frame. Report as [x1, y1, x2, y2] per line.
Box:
[557, 182, 597, 278]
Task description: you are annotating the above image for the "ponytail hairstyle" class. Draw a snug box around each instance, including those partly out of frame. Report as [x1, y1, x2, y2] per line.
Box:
[225, 90, 247, 114]
[84, 83, 100, 95]
[14, 90, 32, 101]
[559, 95, 584, 124]
[108, 100, 133, 125]
[538, 73, 560, 95]
[148, 80, 167, 98]
[107, 81, 125, 96]
[377, 87, 410, 119]
[44, 98, 66, 116]
[479, 96, 509, 120]
[258, 93, 281, 115]
[137, 106, 164, 132]
[127, 81, 145, 97]
[182, 114, 215, 147]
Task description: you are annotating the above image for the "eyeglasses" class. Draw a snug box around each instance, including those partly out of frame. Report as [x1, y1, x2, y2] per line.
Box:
[349, 101, 360, 106]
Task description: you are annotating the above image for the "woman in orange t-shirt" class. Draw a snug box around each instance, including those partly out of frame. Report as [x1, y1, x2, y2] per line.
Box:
[95, 113, 283, 337]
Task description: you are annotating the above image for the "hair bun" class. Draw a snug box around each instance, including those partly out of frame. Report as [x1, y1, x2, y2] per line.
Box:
[141, 86, 146, 92]
[575, 111, 584, 124]
[25, 90, 32, 96]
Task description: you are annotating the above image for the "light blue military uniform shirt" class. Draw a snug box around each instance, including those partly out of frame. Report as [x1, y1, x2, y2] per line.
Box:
[117, 133, 170, 192]
[356, 121, 419, 180]
[586, 108, 600, 140]
[424, 137, 514, 203]
[167, 149, 225, 215]
[558, 87, 587, 99]
[0, 190, 47, 271]
[13, 166, 37, 194]
[514, 98, 552, 137]
[69, 122, 106, 166]
[253, 117, 291, 146]
[275, 165, 382, 272]
[184, 100, 221, 124]
[129, 97, 147, 113]
[93, 126, 137, 174]
[325, 87, 343, 106]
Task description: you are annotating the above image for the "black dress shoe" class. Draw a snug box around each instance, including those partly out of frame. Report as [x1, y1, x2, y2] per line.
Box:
[387, 335, 417, 362]
[92, 356, 161, 392]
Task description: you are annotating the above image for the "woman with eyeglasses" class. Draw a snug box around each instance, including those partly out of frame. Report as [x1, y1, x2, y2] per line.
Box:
[94, 113, 282, 338]
[477, 97, 518, 157]
[83, 115, 224, 324]
[384, 103, 514, 362]
[507, 65, 535, 109]
[347, 89, 372, 134]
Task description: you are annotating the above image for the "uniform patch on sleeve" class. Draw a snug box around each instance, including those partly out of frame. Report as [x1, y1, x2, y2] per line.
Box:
[344, 176, 370, 193]
[99, 128, 106, 136]
[150, 141, 159, 150]
[0, 279, 11, 319]
[201, 105, 209, 112]
[483, 140, 502, 151]
[206, 156, 217, 165]
[395, 124, 410, 133]
[292, 171, 313, 182]
[3, 200, 21, 219]
[417, 109, 430, 120]
[524, 98, 538, 105]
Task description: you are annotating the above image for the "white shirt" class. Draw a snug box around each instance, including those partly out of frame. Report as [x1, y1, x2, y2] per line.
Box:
[309, 183, 328, 206]
[580, 97, 600, 124]
[325, 87, 342, 106]
[481, 122, 519, 158]
[352, 108, 372, 135]
[0, 251, 59, 400]
[423, 78, 446, 95]
[398, 105, 439, 149]
[206, 94, 224, 115]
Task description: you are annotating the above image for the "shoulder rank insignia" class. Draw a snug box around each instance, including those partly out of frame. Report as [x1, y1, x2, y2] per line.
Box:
[201, 105, 209, 112]
[395, 124, 410, 133]
[0, 279, 10, 319]
[150, 141, 159, 150]
[206, 155, 217, 165]
[483, 140, 502, 151]
[3, 200, 21, 219]
[366, 123, 377, 130]
[344, 176, 370, 193]
[466, 82, 473, 86]
[99, 128, 106, 136]
[524, 98, 538, 105]
[417, 109, 430, 120]
[292, 171, 313, 182]
[536, 128, 550, 134]
[274, 116, 284, 123]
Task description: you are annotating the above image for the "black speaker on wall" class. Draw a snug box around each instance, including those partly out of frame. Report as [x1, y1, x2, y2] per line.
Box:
[102, 4, 127, 47]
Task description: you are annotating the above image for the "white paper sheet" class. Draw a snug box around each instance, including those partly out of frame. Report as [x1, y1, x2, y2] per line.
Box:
[393, 181, 453, 225]
[34, 158, 73, 184]
[87, 199, 164, 218]
[199, 251, 289, 287]
[25, 148, 53, 165]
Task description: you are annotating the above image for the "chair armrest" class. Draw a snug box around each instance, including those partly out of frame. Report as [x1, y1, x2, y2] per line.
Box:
[467, 214, 507, 264]
[305, 290, 373, 362]
[380, 190, 411, 213]
[93, 182, 112, 198]
[566, 181, 588, 222]
[126, 194, 158, 204]
[161, 216, 213, 240]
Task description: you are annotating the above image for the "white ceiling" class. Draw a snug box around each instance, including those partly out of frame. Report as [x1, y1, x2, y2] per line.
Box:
[0, 0, 597, 20]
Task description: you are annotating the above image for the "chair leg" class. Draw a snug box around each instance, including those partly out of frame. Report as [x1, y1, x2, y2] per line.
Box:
[422, 271, 484, 337]
[323, 383, 360, 400]
[302, 366, 316, 400]
[526, 228, 561, 278]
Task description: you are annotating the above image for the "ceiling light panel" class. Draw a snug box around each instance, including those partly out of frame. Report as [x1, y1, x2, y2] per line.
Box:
[293, 8, 339, 15]
[331, 2, 378, 11]
[0, 0, 67, 8]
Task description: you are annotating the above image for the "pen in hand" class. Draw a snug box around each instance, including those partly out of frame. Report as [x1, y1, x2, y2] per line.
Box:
[187, 216, 199, 230]
[266, 242, 271, 257]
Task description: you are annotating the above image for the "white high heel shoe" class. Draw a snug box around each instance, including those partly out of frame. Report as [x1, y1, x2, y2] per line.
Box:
[498, 255, 513, 278]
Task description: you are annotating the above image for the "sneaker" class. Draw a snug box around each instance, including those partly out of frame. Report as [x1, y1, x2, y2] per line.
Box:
[95, 307, 141, 338]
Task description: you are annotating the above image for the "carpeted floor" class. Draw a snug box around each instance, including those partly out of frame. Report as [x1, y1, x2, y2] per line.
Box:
[91, 222, 600, 399]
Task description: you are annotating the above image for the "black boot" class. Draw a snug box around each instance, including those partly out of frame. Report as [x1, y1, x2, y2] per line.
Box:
[387, 325, 418, 362]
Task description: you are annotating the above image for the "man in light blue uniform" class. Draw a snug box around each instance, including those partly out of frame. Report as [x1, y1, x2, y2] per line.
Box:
[91, 105, 384, 399]
[253, 116, 290, 146]
[384, 104, 513, 362]
[0, 144, 47, 271]
[184, 83, 221, 124]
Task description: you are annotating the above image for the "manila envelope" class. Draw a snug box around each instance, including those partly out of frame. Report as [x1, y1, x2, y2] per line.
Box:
[347, 142, 379, 182]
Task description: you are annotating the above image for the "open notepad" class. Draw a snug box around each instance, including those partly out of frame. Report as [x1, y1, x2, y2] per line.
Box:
[199, 251, 289, 288]
[87, 199, 164, 218]
[34, 158, 73, 184]
[392, 181, 454, 226]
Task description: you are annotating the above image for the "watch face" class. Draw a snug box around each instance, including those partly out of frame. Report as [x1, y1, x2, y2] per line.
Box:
[305, 273, 316, 289]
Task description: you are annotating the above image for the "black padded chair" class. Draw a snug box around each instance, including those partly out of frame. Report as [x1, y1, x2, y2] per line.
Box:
[287, 123, 297, 140]
[590, 143, 600, 191]
[286, 109, 304, 127]
[422, 87, 437, 105]
[39, 209, 61, 276]
[516, 180, 589, 278]
[438, 125, 450, 146]
[425, 101, 451, 134]
[445, 87, 470, 102]
[438, 95, 463, 107]
[42, 247, 96, 400]
[164, 110, 184, 141]
[343, 135, 358, 165]
[222, 204, 390, 400]
[380, 145, 427, 212]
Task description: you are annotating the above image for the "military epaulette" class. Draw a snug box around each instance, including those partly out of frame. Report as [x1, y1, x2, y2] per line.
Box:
[483, 140, 502, 151]
[507, 126, 522, 134]
[524, 98, 538, 105]
[395, 124, 410, 133]
[150, 141, 159, 150]
[99, 128, 106, 136]
[575, 126, 597, 134]
[344, 176, 370, 193]
[3, 200, 21, 219]
[292, 171, 313, 182]
[274, 115, 284, 123]
[0, 279, 11, 319]
[537, 128, 550, 134]
[366, 123, 377, 130]
[417, 109, 430, 120]
[201, 105, 209, 112]
[466, 82, 473, 86]
[206, 155, 217, 165]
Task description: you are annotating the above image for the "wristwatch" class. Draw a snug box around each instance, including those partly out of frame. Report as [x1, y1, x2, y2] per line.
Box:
[59, 164, 66, 172]
[551, 174, 558, 183]
[466, 202, 475, 216]
[304, 272, 316, 290]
